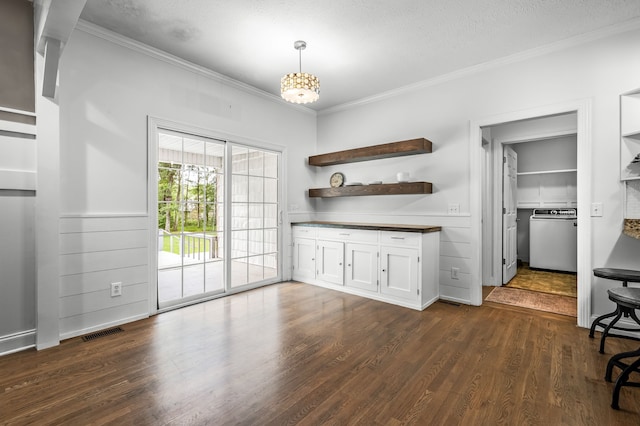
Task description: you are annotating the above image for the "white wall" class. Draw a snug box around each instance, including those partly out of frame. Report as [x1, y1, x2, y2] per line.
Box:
[0, 122, 37, 355]
[56, 25, 316, 339]
[511, 135, 577, 174]
[316, 28, 640, 310]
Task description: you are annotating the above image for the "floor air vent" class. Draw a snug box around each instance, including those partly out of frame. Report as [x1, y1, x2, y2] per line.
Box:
[81, 326, 124, 342]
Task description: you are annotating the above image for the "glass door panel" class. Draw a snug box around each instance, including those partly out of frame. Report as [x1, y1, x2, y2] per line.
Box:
[157, 130, 225, 308]
[230, 146, 279, 288]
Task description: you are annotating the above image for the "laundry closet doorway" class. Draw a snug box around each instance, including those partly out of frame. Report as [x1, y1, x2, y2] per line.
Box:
[483, 112, 579, 300]
[473, 101, 592, 327]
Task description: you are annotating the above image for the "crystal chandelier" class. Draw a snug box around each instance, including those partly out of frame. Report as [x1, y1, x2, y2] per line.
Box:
[281, 40, 320, 104]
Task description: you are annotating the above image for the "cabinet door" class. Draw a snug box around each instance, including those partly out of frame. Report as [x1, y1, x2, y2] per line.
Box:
[380, 246, 418, 301]
[345, 243, 378, 292]
[292, 237, 316, 282]
[316, 240, 344, 285]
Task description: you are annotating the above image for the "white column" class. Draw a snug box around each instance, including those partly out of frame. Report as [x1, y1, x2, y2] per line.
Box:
[34, 46, 60, 350]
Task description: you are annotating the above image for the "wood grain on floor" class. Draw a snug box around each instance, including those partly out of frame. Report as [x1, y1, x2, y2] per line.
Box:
[1, 282, 638, 425]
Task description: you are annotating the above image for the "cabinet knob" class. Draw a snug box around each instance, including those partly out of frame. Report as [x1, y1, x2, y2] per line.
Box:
[348, 263, 351, 267]
[339, 262, 342, 266]
[382, 269, 386, 272]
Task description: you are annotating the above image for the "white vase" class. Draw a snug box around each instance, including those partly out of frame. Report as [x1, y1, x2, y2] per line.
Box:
[396, 172, 410, 182]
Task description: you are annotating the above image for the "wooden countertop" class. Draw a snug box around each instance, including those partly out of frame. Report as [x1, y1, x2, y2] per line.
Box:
[291, 221, 441, 233]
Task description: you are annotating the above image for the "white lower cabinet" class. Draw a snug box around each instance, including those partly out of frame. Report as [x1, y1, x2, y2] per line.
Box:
[292, 224, 440, 311]
[316, 240, 344, 285]
[345, 243, 378, 292]
[292, 237, 316, 282]
[380, 246, 418, 301]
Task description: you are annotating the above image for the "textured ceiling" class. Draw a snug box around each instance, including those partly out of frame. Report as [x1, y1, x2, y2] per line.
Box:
[79, 0, 640, 111]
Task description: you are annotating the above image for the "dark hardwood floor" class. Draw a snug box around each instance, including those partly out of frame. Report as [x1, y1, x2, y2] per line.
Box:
[1, 282, 639, 425]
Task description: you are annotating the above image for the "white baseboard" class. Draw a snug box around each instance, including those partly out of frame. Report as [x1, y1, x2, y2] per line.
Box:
[302, 279, 430, 311]
[439, 295, 472, 305]
[0, 329, 36, 356]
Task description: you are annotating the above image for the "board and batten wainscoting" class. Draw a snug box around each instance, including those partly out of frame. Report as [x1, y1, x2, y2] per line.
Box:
[59, 215, 150, 340]
[438, 222, 473, 303]
[309, 213, 473, 305]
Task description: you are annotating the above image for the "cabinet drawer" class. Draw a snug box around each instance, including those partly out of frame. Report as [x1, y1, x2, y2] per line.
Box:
[292, 226, 317, 238]
[317, 227, 378, 243]
[380, 231, 420, 247]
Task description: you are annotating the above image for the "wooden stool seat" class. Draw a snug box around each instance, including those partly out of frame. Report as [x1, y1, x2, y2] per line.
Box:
[609, 287, 640, 308]
[593, 268, 640, 283]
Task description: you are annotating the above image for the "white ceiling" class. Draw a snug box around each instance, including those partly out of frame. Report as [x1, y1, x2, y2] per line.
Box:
[79, 0, 640, 111]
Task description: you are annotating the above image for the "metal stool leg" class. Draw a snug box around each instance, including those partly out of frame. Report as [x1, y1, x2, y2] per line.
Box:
[600, 308, 624, 354]
[590, 310, 619, 338]
[611, 354, 640, 410]
[605, 348, 640, 381]
[629, 308, 640, 327]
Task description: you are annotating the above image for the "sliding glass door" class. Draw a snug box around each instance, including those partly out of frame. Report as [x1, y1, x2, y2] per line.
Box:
[155, 129, 281, 309]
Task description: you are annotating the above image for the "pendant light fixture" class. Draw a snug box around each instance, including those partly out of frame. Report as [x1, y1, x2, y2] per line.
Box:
[281, 40, 320, 104]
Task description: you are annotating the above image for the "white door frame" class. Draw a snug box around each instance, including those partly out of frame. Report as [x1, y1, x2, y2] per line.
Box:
[469, 99, 592, 327]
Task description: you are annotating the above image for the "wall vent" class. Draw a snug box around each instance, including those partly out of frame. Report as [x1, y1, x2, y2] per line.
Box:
[81, 326, 124, 342]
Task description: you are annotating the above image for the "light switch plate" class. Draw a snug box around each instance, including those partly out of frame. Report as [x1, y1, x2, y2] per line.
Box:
[448, 203, 460, 215]
[451, 267, 459, 279]
[591, 202, 603, 217]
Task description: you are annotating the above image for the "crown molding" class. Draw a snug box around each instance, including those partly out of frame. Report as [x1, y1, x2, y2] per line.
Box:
[74, 20, 316, 117]
[319, 17, 640, 116]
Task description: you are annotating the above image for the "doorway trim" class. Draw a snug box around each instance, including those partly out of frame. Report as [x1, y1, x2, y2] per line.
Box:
[469, 99, 592, 327]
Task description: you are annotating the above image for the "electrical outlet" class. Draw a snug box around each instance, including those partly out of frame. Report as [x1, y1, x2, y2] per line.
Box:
[451, 267, 459, 280]
[448, 203, 460, 215]
[591, 202, 603, 217]
[110, 282, 122, 297]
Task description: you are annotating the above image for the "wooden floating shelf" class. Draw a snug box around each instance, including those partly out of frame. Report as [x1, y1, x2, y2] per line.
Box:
[309, 182, 432, 198]
[308, 138, 432, 167]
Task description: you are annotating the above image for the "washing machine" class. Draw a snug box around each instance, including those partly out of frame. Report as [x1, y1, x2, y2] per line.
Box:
[529, 208, 577, 273]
